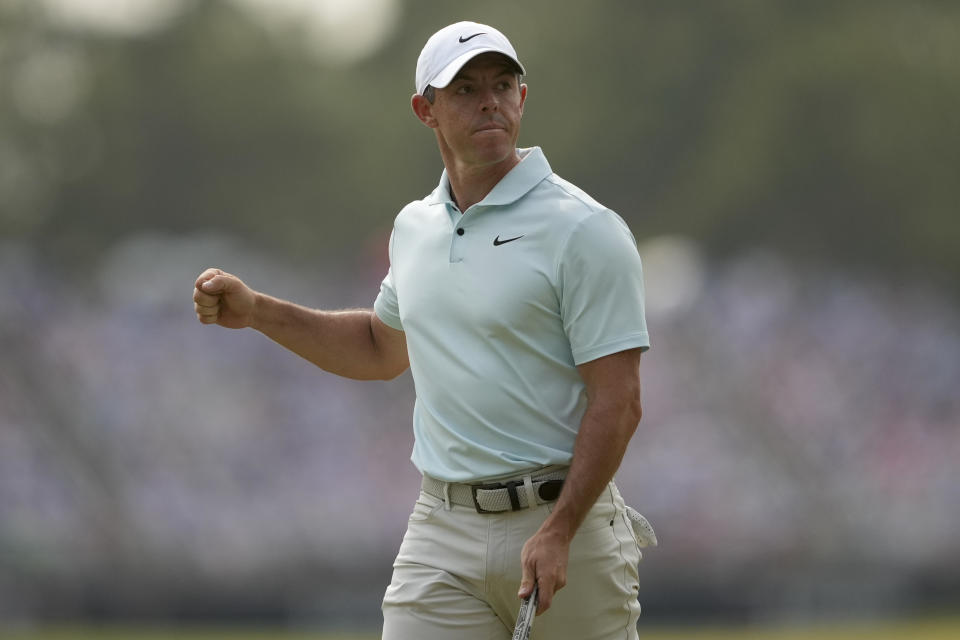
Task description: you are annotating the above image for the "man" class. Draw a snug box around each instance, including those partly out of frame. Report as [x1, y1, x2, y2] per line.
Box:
[193, 21, 651, 640]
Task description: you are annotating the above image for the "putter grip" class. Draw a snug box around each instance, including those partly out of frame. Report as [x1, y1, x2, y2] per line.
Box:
[512, 583, 538, 640]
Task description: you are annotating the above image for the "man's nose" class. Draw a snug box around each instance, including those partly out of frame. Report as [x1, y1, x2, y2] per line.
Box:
[479, 87, 500, 111]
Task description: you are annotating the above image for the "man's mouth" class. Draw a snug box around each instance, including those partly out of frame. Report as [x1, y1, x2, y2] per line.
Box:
[474, 121, 506, 133]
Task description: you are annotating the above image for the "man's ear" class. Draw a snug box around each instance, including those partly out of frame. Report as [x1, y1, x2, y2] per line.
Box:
[411, 93, 438, 128]
[519, 83, 527, 116]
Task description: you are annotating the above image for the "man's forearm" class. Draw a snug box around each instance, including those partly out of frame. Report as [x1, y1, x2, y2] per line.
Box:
[540, 396, 640, 541]
[251, 293, 402, 381]
[516, 356, 643, 612]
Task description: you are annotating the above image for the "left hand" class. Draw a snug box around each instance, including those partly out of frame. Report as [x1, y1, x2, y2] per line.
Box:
[518, 525, 570, 614]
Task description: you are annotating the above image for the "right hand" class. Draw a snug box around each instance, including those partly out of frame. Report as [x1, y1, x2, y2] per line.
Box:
[193, 268, 256, 329]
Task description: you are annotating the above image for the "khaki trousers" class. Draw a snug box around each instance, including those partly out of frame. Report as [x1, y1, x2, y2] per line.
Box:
[381, 481, 642, 640]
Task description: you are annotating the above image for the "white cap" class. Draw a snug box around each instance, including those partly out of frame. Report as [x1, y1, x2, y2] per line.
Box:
[415, 21, 526, 95]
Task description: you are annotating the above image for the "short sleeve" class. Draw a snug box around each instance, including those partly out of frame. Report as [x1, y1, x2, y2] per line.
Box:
[373, 230, 403, 331]
[558, 210, 650, 365]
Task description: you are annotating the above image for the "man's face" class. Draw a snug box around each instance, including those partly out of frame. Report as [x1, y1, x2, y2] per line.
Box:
[425, 53, 527, 168]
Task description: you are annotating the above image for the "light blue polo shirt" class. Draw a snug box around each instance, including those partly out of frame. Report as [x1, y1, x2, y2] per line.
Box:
[374, 147, 650, 482]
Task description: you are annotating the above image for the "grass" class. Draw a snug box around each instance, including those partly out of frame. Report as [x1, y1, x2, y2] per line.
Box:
[639, 615, 960, 639]
[1, 615, 958, 639]
[0, 629, 367, 640]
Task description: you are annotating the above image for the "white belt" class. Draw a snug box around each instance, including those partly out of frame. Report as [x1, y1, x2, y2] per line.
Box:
[421, 468, 567, 514]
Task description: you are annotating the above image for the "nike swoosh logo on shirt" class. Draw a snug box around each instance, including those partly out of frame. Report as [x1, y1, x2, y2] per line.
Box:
[458, 33, 486, 43]
[493, 234, 524, 246]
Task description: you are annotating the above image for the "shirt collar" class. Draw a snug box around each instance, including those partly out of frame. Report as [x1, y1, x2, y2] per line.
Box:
[425, 147, 553, 208]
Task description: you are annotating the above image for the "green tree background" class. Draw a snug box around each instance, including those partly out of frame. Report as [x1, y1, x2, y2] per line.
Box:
[3, 0, 958, 284]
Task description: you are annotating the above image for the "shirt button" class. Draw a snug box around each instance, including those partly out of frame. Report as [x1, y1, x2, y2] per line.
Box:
[456, 228, 465, 236]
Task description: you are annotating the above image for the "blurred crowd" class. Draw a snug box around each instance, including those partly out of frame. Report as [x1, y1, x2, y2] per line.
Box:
[1, 233, 958, 623]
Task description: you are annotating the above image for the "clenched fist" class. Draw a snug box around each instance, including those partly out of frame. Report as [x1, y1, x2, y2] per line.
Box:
[193, 268, 257, 329]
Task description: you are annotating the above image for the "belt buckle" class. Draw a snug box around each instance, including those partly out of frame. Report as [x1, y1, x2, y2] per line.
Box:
[471, 480, 523, 514]
[470, 482, 501, 514]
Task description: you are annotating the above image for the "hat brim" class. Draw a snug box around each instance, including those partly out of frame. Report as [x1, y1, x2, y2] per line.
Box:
[425, 48, 526, 93]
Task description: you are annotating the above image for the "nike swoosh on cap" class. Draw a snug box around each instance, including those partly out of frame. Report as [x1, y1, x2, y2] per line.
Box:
[458, 32, 486, 43]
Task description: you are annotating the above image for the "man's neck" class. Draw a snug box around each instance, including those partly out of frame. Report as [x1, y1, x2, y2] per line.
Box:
[443, 151, 521, 212]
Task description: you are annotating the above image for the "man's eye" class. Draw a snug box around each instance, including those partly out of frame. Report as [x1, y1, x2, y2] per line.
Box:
[457, 85, 472, 94]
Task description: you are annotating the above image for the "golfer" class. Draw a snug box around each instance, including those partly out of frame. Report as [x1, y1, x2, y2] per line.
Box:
[194, 21, 650, 640]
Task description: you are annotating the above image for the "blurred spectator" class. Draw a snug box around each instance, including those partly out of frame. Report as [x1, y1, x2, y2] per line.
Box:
[1, 234, 958, 622]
